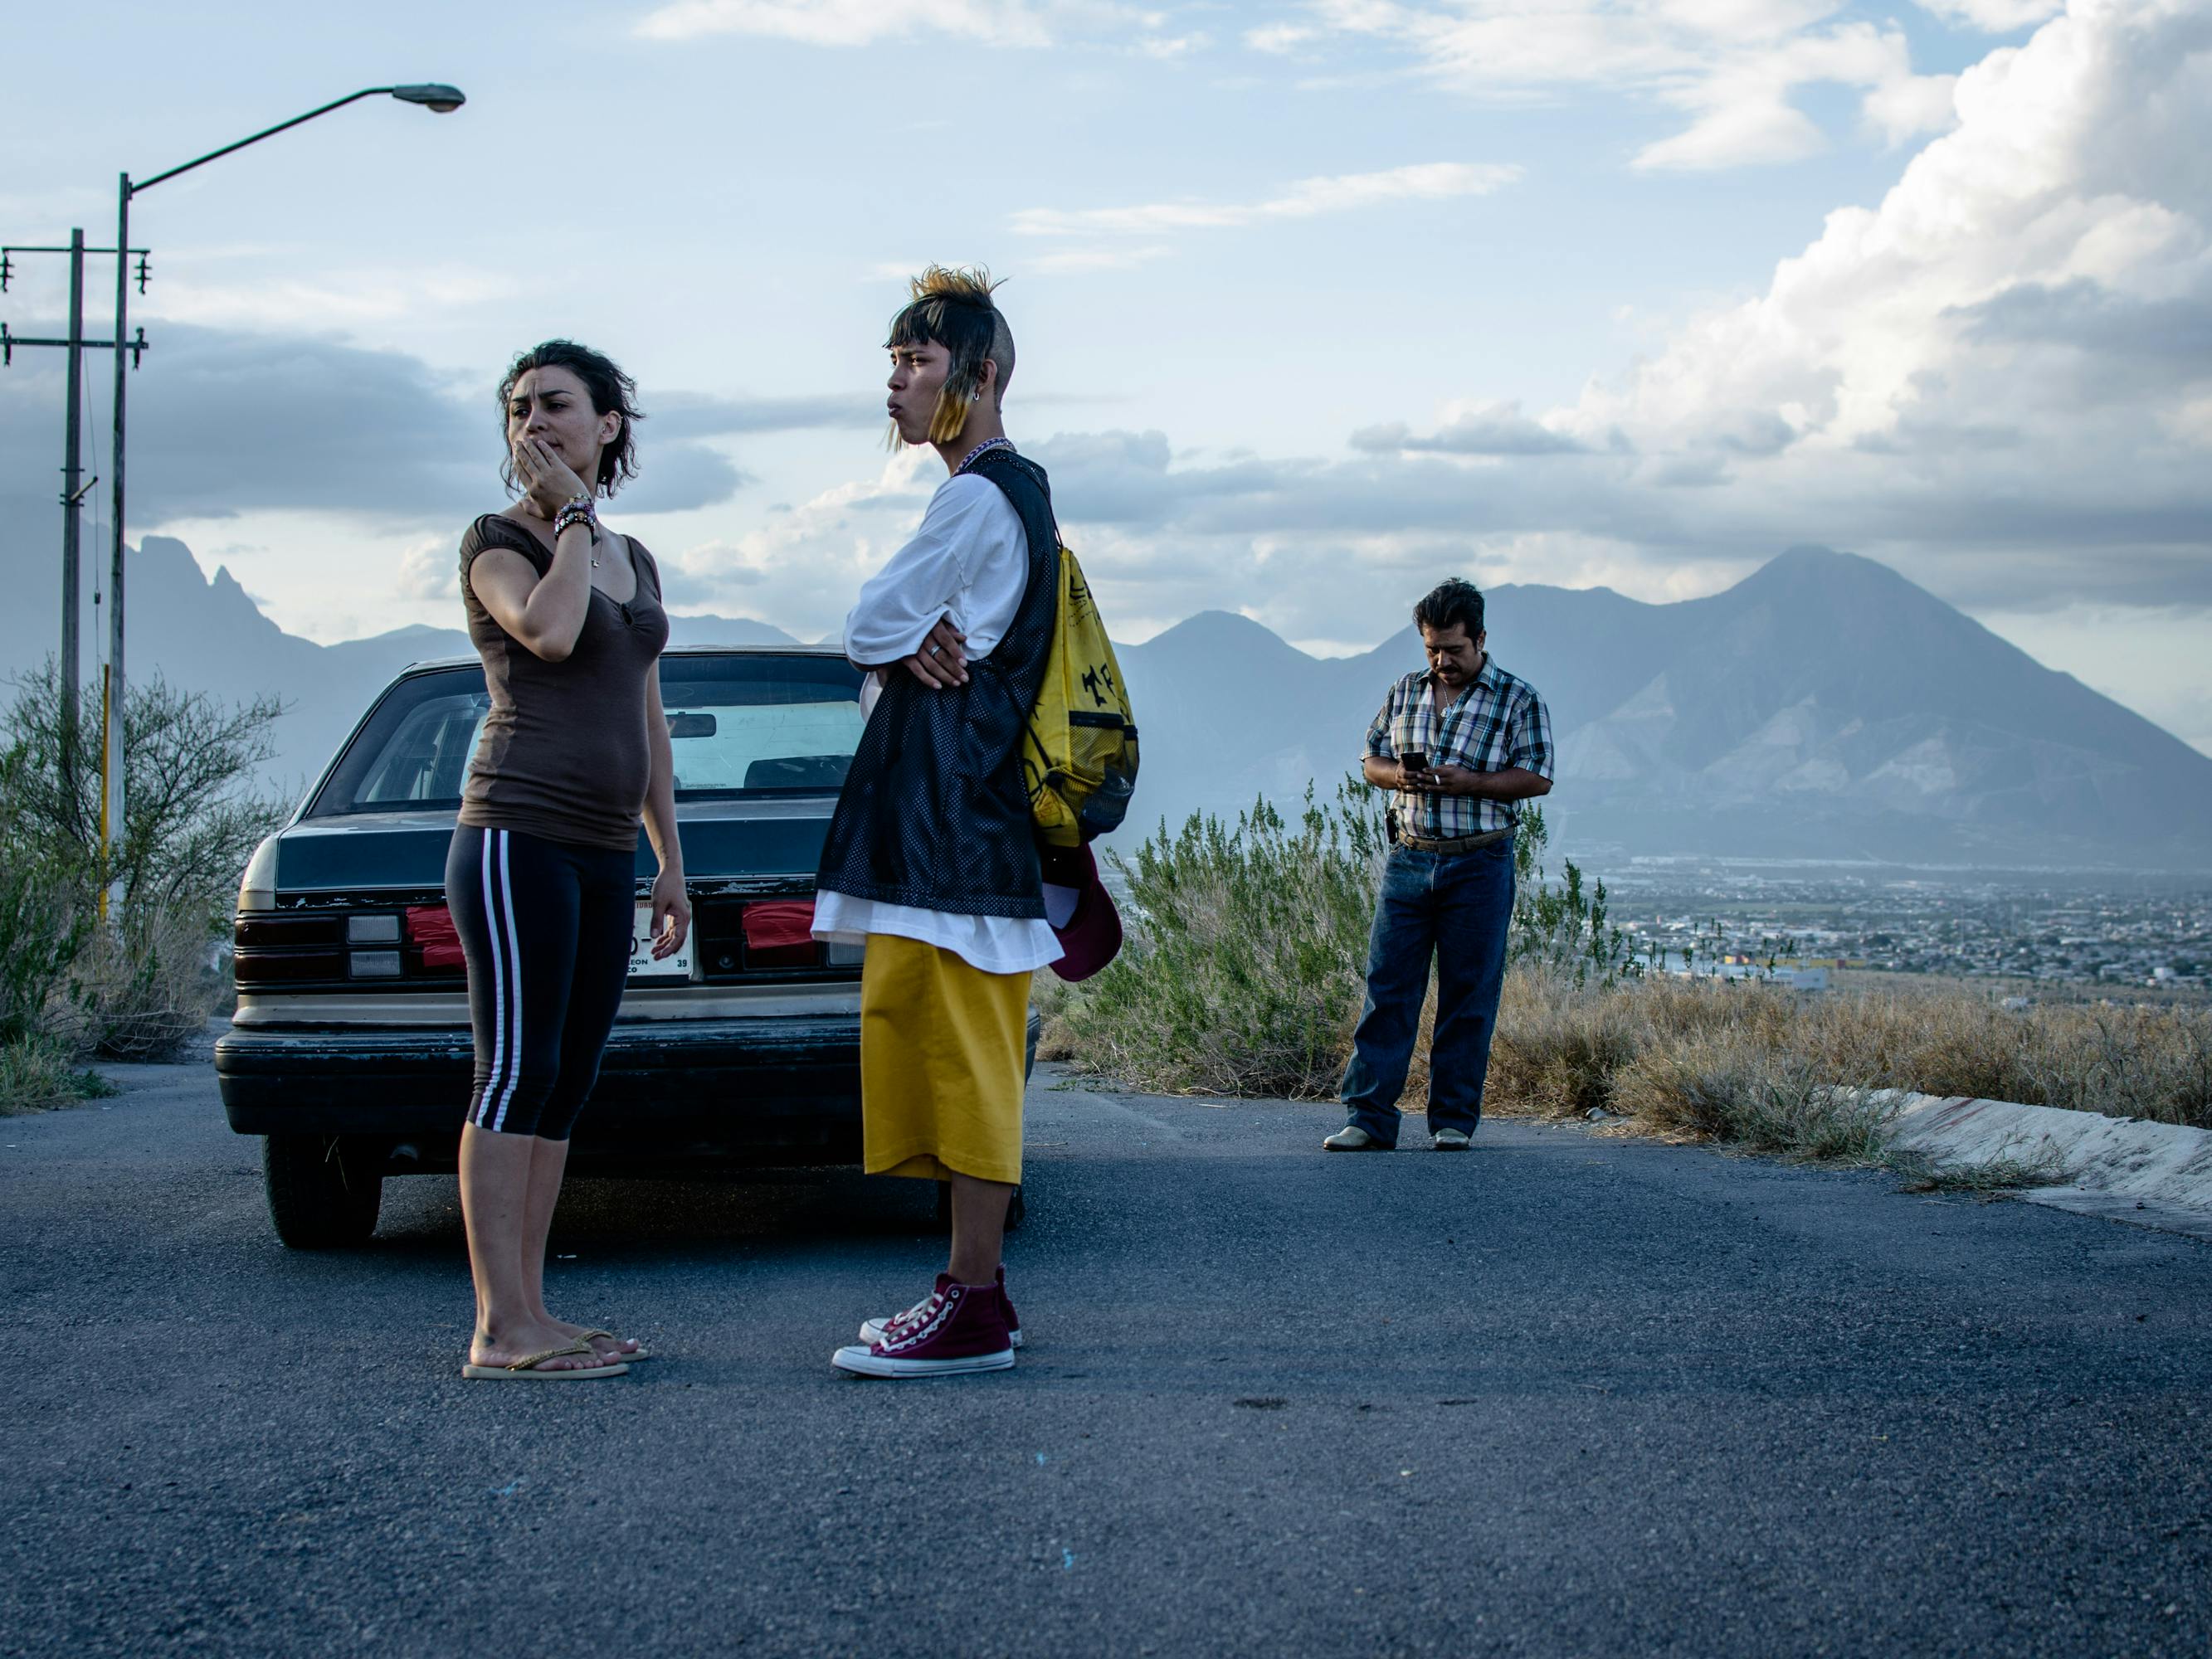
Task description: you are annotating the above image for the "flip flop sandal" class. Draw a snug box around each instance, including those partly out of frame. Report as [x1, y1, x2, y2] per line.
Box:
[577, 1327, 650, 1362]
[461, 1340, 630, 1381]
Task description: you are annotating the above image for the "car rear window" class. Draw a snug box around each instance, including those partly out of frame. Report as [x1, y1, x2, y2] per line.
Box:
[306, 654, 868, 818]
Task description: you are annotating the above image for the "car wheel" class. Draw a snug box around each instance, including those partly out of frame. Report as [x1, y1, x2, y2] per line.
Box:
[263, 1135, 382, 1248]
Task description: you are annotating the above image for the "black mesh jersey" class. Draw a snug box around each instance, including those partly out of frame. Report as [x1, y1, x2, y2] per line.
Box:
[815, 450, 1062, 918]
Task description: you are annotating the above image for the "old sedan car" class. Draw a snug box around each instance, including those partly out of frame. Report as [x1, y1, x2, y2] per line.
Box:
[216, 645, 1034, 1248]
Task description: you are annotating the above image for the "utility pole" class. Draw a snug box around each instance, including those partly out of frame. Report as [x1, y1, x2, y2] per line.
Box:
[63, 231, 85, 707]
[11, 81, 462, 917]
[108, 176, 130, 903]
[0, 236, 149, 771]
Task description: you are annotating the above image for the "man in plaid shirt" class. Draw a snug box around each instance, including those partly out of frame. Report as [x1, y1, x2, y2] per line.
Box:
[1326, 577, 1553, 1152]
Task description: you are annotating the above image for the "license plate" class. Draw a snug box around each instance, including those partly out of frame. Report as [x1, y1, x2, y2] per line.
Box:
[628, 902, 694, 980]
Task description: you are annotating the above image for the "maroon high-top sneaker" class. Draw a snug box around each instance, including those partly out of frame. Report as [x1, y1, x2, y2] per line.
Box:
[832, 1275, 1014, 1378]
[859, 1266, 1023, 1350]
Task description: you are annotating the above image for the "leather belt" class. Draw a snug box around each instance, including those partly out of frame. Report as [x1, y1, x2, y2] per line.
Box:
[1397, 826, 1513, 855]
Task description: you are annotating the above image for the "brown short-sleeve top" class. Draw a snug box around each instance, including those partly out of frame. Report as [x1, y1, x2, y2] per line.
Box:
[456, 513, 671, 851]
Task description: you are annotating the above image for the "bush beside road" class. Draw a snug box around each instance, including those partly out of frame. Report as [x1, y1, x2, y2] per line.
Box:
[1046, 795, 2212, 1170]
[0, 664, 280, 1113]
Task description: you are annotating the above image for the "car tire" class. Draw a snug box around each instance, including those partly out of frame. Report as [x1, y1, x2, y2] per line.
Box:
[933, 1181, 1027, 1233]
[264, 1134, 382, 1248]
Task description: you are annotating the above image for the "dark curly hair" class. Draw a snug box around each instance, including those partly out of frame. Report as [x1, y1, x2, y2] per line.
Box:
[497, 339, 643, 499]
[1414, 577, 1485, 639]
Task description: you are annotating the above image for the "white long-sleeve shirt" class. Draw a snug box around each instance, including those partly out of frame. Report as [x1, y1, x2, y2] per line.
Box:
[813, 470, 1064, 976]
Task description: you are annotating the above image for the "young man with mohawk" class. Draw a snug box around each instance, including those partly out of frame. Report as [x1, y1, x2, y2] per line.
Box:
[815, 266, 1066, 1378]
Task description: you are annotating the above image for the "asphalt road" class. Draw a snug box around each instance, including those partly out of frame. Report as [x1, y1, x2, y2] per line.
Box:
[4, 1036, 2209, 1659]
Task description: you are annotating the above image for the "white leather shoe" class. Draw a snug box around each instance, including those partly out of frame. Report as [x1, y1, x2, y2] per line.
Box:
[1323, 1125, 1391, 1151]
[1432, 1127, 1472, 1151]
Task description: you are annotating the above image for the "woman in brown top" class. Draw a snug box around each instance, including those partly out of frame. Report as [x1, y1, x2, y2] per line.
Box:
[448, 339, 687, 1381]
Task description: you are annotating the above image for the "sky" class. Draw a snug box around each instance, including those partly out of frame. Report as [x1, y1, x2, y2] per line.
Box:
[2, 0, 2207, 752]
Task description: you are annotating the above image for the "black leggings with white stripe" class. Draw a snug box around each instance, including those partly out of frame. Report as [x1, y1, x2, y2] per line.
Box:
[445, 824, 636, 1141]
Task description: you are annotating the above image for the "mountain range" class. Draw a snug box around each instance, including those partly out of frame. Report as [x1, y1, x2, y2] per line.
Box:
[1116, 548, 2212, 869]
[3, 537, 2206, 870]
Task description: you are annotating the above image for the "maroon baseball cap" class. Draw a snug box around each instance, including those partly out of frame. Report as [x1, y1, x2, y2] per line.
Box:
[1037, 841, 1123, 983]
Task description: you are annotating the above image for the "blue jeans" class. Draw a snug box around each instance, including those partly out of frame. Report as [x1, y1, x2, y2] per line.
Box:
[1339, 838, 1515, 1146]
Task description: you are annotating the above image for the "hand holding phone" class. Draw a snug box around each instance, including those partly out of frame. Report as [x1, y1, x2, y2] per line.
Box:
[1400, 750, 1429, 788]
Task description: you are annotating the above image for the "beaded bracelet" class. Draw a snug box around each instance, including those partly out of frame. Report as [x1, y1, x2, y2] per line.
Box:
[553, 495, 597, 540]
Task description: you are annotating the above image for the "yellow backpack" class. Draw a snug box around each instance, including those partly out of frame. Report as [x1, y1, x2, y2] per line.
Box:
[1023, 542, 1139, 848]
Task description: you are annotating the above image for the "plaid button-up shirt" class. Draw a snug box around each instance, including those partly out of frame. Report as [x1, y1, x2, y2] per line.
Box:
[1364, 658, 1554, 839]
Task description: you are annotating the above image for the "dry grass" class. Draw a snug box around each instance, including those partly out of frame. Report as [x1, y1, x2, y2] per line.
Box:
[0, 1034, 117, 1116]
[50, 904, 222, 1063]
[1489, 969, 2212, 1143]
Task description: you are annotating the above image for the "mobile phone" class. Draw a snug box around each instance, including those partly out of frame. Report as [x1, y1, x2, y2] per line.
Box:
[1401, 751, 1428, 779]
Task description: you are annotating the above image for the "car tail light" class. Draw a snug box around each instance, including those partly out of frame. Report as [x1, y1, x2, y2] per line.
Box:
[234, 949, 350, 985]
[743, 899, 817, 968]
[234, 915, 342, 950]
[232, 913, 346, 985]
[690, 894, 858, 979]
[405, 904, 467, 974]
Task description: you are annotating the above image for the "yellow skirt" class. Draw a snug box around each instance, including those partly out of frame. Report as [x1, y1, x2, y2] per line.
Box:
[859, 933, 1031, 1185]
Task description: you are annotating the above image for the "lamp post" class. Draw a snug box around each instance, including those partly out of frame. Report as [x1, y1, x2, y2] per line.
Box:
[101, 84, 465, 905]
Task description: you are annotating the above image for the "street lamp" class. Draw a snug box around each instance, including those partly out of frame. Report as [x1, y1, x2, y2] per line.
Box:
[102, 84, 465, 904]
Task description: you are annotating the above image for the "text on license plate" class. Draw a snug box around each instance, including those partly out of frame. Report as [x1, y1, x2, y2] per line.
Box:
[628, 902, 694, 979]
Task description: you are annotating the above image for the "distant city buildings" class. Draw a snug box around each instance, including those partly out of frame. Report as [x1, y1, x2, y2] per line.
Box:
[1593, 873, 2211, 996]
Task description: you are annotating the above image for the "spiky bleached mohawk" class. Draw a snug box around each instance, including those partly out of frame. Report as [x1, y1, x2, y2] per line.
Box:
[886, 265, 1016, 445]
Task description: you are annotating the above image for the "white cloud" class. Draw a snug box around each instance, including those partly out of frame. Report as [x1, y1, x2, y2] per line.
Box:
[1916, 0, 2066, 30]
[1011, 161, 1521, 237]
[1027, 244, 1176, 273]
[633, 0, 1178, 48]
[144, 260, 518, 333]
[671, 449, 940, 632]
[758, 0, 2204, 652]
[1352, 401, 1595, 455]
[1562, 0, 2212, 468]
[1267, 1, 1959, 169]
[395, 535, 460, 603]
[622, 0, 2211, 674]
[1137, 30, 1209, 56]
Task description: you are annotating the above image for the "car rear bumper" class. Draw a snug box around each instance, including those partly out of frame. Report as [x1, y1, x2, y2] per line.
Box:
[214, 1010, 1040, 1160]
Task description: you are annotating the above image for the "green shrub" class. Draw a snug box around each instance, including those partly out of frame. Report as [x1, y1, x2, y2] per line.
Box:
[0, 746, 92, 1048]
[0, 662, 284, 1076]
[1052, 783, 1385, 1098]
[2, 661, 285, 921]
[1050, 784, 1618, 1100]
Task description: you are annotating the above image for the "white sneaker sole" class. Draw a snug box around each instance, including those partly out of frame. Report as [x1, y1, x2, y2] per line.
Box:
[831, 1344, 1016, 1379]
[860, 1317, 1026, 1349]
